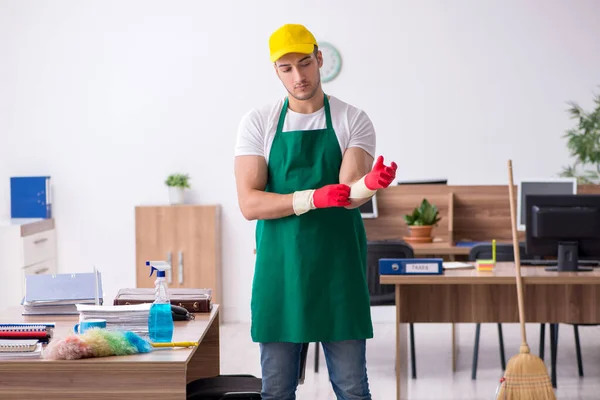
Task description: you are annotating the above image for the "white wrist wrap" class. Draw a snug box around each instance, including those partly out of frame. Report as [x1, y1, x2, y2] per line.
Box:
[349, 176, 377, 199]
[293, 190, 315, 216]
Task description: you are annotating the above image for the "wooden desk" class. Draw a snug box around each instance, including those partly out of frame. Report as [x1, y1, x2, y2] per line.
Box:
[381, 263, 600, 400]
[410, 242, 471, 256]
[0, 305, 220, 399]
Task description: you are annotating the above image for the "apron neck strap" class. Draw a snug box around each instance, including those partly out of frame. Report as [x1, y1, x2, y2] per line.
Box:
[323, 95, 333, 130]
[276, 94, 332, 133]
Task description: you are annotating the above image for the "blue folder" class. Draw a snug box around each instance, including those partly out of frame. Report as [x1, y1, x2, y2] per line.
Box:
[10, 176, 52, 219]
[379, 258, 444, 275]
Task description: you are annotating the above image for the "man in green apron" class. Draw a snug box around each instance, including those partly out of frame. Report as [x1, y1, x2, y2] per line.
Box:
[234, 23, 397, 400]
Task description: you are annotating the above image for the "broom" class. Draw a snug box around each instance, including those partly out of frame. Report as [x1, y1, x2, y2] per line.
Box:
[495, 160, 556, 399]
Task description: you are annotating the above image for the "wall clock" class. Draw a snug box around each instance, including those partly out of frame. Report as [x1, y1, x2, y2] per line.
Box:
[319, 42, 342, 83]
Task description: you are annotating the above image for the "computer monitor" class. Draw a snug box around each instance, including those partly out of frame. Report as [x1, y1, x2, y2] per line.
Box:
[525, 194, 600, 272]
[517, 178, 577, 231]
[359, 195, 378, 219]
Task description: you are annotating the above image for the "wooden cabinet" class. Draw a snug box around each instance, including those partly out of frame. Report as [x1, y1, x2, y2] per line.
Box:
[135, 205, 222, 307]
[0, 218, 58, 309]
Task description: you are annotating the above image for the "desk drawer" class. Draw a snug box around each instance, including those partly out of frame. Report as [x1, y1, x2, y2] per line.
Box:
[22, 229, 57, 267]
[23, 258, 57, 276]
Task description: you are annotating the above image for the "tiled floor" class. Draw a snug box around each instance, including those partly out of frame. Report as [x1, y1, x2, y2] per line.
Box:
[220, 321, 600, 399]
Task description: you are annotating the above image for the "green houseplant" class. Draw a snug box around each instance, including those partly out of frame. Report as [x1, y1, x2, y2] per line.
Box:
[403, 198, 441, 243]
[559, 91, 600, 184]
[165, 173, 191, 205]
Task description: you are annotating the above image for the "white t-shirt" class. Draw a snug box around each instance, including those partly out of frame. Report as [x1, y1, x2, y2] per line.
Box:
[235, 95, 376, 163]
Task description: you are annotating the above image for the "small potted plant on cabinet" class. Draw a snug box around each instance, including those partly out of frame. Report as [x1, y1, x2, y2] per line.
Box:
[165, 173, 190, 205]
[403, 198, 441, 243]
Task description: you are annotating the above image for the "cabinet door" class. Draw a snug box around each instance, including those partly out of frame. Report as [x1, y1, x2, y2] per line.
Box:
[171, 206, 220, 305]
[135, 206, 178, 288]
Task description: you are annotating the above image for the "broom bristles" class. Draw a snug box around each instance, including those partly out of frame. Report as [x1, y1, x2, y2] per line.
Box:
[496, 343, 556, 400]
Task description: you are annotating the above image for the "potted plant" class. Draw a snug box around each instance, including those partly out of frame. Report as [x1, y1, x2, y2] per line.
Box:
[403, 198, 441, 243]
[165, 173, 190, 205]
[559, 90, 600, 183]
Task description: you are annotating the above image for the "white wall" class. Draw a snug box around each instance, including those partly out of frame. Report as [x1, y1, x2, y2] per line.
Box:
[1, 0, 599, 322]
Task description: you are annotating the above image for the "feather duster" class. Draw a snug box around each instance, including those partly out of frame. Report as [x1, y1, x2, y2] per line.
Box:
[43, 328, 153, 360]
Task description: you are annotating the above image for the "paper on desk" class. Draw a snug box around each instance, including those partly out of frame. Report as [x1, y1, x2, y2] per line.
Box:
[443, 262, 474, 270]
[76, 303, 151, 312]
[76, 303, 151, 336]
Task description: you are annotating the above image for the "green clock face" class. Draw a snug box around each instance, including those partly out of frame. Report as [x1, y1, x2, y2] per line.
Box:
[319, 42, 342, 83]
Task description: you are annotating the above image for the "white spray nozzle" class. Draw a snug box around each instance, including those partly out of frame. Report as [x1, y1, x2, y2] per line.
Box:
[146, 261, 171, 277]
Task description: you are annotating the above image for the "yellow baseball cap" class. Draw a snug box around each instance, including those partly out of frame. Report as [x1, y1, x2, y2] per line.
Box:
[269, 24, 317, 63]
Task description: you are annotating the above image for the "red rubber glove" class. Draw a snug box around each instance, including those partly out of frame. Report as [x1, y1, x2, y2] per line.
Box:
[313, 184, 351, 208]
[365, 156, 398, 190]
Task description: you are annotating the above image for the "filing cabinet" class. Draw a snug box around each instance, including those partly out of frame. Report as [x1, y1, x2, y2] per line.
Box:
[0, 218, 58, 308]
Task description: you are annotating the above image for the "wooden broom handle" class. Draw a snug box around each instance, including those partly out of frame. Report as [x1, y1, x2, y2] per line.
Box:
[507, 160, 527, 345]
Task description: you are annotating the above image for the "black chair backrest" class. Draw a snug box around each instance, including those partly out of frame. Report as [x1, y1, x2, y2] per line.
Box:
[366, 240, 414, 306]
[468, 243, 526, 262]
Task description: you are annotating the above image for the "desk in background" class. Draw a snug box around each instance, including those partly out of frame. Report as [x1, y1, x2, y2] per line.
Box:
[0, 305, 220, 399]
[382, 262, 600, 400]
[411, 241, 472, 256]
[365, 183, 600, 377]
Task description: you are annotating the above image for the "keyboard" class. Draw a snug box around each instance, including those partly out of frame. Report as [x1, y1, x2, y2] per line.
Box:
[520, 259, 599, 267]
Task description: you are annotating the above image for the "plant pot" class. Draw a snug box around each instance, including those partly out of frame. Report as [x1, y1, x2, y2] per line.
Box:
[403, 225, 434, 243]
[168, 186, 185, 205]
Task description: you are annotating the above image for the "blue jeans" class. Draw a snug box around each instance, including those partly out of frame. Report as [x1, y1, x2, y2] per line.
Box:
[259, 340, 371, 400]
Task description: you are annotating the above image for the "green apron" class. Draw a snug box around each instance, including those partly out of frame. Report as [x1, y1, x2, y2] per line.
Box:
[251, 94, 373, 344]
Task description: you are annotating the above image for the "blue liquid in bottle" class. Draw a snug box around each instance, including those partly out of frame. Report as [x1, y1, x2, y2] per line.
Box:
[149, 303, 173, 343]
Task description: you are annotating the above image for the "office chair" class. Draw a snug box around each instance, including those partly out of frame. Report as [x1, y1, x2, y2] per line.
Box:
[540, 307, 590, 388]
[542, 322, 591, 389]
[312, 240, 418, 379]
[468, 243, 526, 380]
[186, 343, 310, 399]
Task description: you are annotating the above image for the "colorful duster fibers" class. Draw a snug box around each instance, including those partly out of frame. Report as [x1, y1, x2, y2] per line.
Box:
[43, 328, 153, 360]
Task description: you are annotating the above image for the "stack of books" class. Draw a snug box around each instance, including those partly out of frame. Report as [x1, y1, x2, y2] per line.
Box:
[0, 323, 54, 344]
[23, 271, 103, 316]
[76, 303, 151, 336]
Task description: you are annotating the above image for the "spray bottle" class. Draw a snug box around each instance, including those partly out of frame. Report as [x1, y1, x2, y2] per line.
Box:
[146, 261, 174, 343]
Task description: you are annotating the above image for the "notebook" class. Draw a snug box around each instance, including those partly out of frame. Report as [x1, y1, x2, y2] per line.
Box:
[0, 323, 53, 342]
[0, 323, 55, 331]
[0, 339, 39, 352]
[0, 340, 42, 359]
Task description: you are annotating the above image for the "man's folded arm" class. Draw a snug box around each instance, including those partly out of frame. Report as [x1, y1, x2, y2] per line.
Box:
[234, 155, 295, 221]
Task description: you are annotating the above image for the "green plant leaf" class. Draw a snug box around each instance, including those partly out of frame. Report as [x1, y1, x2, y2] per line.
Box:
[404, 198, 441, 226]
[560, 91, 600, 184]
[165, 173, 191, 188]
